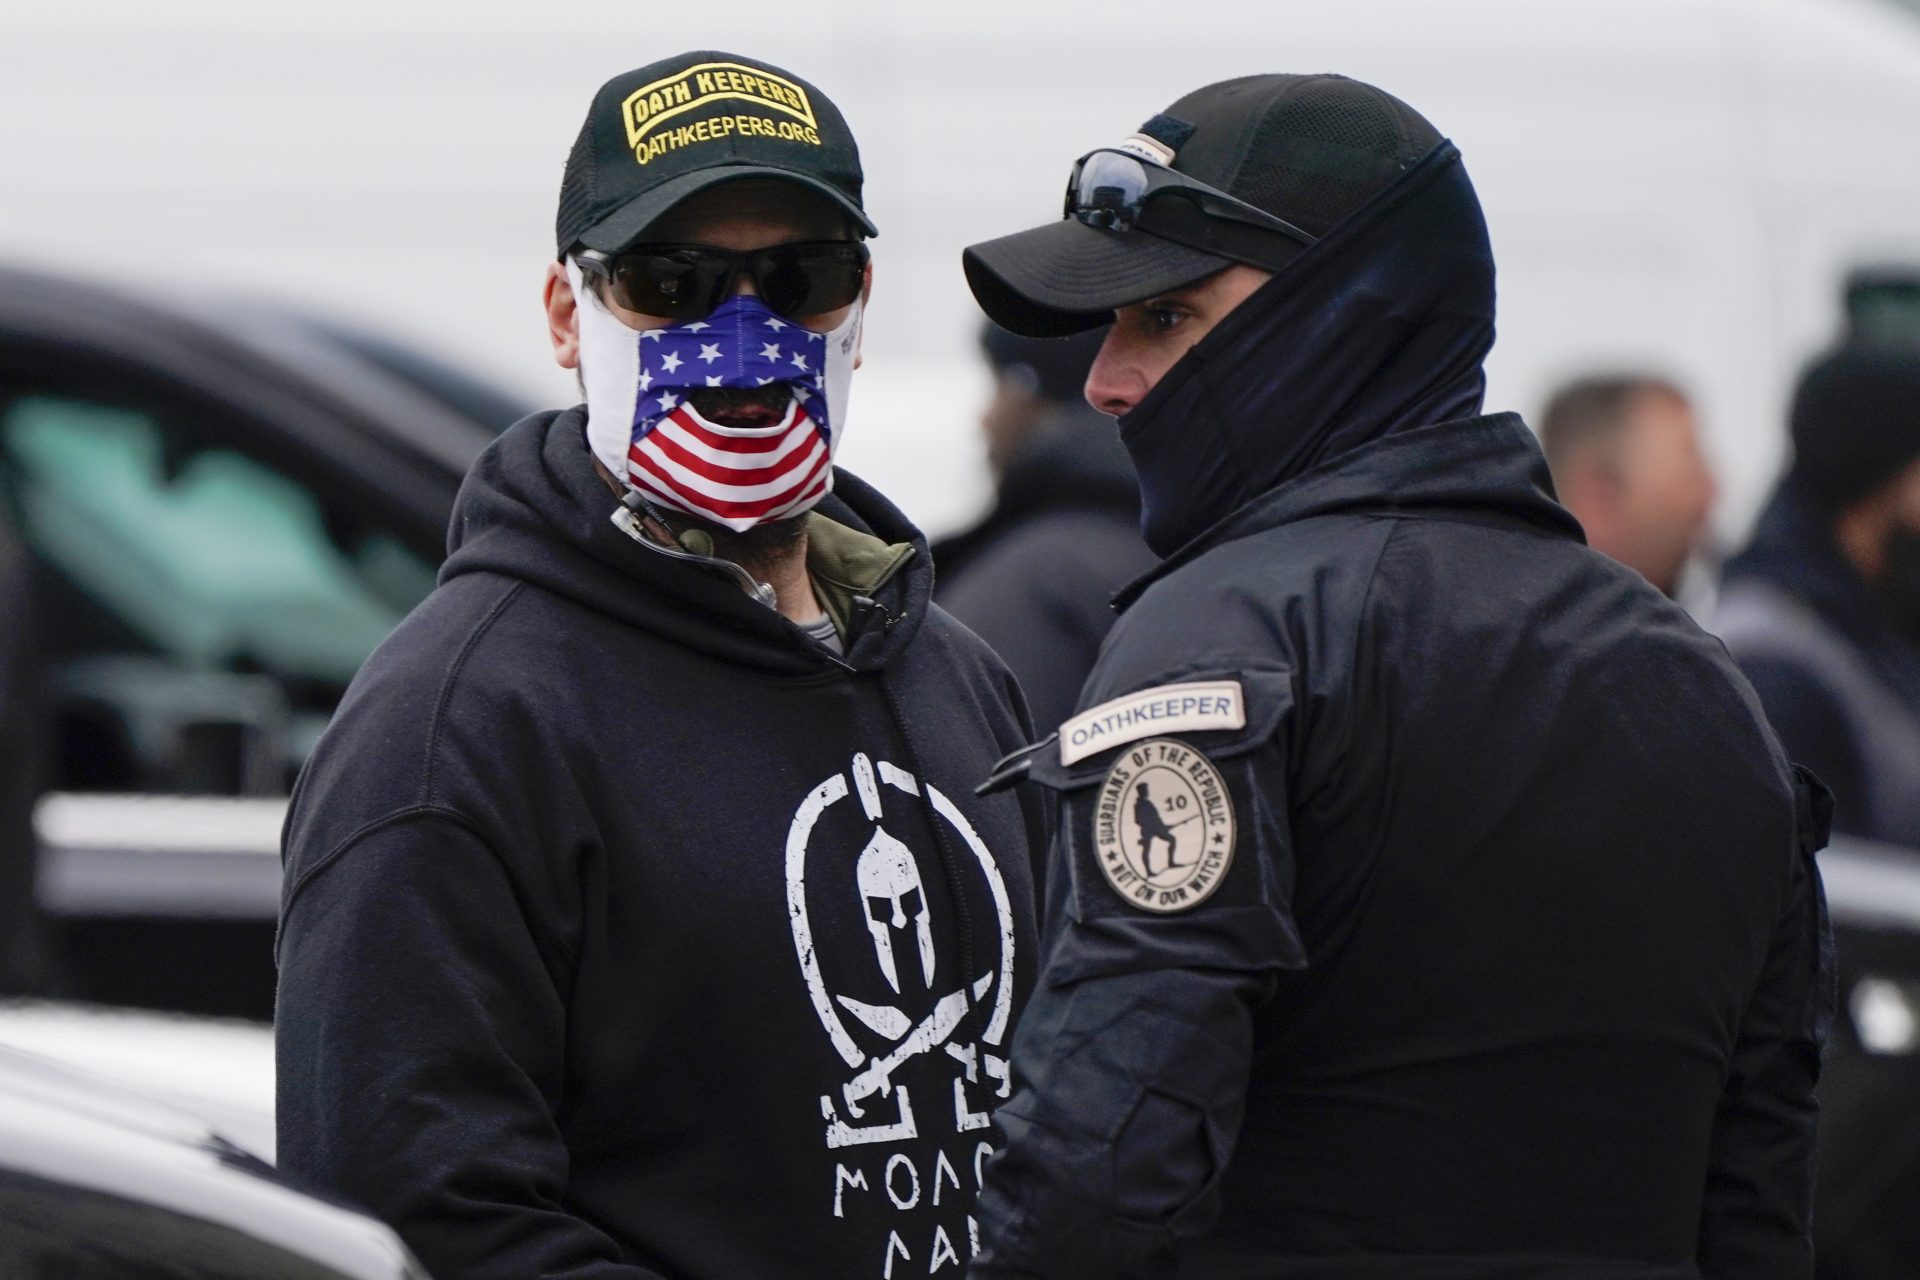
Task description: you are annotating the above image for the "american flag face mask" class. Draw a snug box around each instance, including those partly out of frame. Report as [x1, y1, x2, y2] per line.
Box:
[570, 257, 863, 532]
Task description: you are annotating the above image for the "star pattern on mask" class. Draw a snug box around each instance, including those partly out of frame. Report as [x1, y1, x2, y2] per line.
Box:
[626, 302, 845, 443]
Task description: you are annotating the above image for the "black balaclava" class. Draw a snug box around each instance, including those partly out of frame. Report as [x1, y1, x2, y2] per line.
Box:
[1118, 142, 1497, 557]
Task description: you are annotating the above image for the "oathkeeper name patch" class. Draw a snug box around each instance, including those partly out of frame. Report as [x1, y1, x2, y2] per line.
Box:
[1093, 738, 1236, 913]
[1059, 680, 1244, 765]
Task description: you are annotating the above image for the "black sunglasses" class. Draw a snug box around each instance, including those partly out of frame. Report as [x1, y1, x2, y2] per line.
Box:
[1064, 149, 1317, 265]
[576, 240, 870, 322]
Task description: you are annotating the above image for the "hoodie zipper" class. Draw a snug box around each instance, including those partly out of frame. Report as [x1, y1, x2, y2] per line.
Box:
[876, 672, 981, 1017]
[611, 503, 990, 1030]
[609, 493, 779, 610]
[612, 495, 878, 676]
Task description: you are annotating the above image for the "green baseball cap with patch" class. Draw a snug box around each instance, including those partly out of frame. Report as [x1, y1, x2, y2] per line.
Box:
[555, 50, 876, 257]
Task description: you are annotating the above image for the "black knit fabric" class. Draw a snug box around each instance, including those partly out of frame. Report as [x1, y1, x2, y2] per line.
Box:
[1230, 77, 1437, 236]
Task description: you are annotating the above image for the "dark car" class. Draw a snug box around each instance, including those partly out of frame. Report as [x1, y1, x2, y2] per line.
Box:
[0, 1043, 430, 1278]
[1808, 837, 1920, 1278]
[0, 263, 535, 1017]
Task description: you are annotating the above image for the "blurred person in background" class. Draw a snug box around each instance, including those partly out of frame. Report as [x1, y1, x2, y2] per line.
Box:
[961, 71, 1831, 1278]
[274, 50, 1042, 1280]
[934, 322, 1156, 730]
[1538, 374, 1719, 609]
[1716, 337, 1920, 1280]
[1717, 342, 1920, 848]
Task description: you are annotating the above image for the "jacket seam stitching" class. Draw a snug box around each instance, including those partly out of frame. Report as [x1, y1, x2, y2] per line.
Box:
[423, 579, 529, 808]
[283, 802, 482, 910]
[278, 804, 581, 971]
[1350, 519, 1401, 683]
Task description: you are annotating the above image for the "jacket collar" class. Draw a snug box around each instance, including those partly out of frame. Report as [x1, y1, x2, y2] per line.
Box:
[1113, 412, 1579, 610]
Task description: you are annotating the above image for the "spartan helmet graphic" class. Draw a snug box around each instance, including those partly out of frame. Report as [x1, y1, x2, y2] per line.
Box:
[856, 826, 936, 995]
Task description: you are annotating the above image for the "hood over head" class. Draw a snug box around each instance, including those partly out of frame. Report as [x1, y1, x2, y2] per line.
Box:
[1117, 142, 1497, 556]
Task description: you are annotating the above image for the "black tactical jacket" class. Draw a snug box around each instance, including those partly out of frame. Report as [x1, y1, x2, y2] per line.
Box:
[973, 414, 1833, 1280]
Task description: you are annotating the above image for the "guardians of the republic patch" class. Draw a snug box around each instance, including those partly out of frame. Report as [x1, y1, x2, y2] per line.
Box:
[1092, 738, 1235, 913]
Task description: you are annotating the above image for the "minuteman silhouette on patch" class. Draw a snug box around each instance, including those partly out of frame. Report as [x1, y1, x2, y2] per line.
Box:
[1092, 737, 1236, 913]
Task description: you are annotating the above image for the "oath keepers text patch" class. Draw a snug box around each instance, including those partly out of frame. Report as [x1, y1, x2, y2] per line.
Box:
[1059, 680, 1244, 765]
[622, 61, 822, 164]
[1093, 738, 1235, 913]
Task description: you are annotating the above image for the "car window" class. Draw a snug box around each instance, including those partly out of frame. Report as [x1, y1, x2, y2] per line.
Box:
[0, 393, 436, 793]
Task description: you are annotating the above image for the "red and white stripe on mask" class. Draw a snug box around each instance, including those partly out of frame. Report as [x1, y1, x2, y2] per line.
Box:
[569, 260, 863, 532]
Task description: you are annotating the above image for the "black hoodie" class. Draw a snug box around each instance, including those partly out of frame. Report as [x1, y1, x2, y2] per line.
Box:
[971, 146, 1831, 1279]
[276, 408, 1044, 1280]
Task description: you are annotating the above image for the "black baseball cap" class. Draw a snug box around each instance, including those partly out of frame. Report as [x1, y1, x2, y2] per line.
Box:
[1789, 342, 1920, 513]
[965, 74, 1441, 336]
[555, 50, 876, 258]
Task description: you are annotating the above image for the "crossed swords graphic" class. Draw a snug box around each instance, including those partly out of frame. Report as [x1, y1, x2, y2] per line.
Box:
[842, 972, 994, 1117]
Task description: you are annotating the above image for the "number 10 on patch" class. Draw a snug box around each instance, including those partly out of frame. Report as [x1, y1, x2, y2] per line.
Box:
[1091, 738, 1236, 913]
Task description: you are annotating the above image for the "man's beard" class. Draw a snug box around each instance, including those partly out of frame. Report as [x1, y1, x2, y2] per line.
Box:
[672, 382, 810, 578]
[683, 511, 810, 582]
[576, 355, 812, 574]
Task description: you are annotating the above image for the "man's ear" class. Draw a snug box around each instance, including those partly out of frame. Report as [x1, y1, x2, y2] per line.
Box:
[852, 259, 874, 371]
[544, 261, 580, 371]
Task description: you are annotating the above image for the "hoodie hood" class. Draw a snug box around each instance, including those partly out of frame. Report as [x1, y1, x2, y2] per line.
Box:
[1119, 142, 1497, 556]
[1115, 412, 1578, 610]
[441, 407, 930, 675]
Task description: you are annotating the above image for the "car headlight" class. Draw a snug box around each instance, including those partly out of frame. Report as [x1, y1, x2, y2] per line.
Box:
[1850, 975, 1920, 1055]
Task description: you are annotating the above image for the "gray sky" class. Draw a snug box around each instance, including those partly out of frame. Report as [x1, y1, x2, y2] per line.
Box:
[6, 0, 1920, 533]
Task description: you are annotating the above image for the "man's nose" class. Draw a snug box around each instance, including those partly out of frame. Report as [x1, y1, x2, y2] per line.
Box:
[1084, 332, 1141, 417]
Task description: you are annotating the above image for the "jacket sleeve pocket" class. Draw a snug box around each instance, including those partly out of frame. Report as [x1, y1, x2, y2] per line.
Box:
[971, 668, 1307, 1277]
[1023, 667, 1305, 984]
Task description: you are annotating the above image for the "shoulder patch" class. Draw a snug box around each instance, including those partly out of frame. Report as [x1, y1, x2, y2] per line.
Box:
[1059, 680, 1244, 765]
[1092, 738, 1235, 913]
